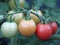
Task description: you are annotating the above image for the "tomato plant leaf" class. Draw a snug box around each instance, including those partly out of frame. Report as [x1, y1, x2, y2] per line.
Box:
[0, 2, 9, 14]
[32, 0, 44, 9]
[50, 9, 60, 24]
[44, 0, 56, 8]
[24, 2, 30, 9]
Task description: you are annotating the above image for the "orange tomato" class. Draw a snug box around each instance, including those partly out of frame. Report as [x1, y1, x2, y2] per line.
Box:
[18, 19, 36, 37]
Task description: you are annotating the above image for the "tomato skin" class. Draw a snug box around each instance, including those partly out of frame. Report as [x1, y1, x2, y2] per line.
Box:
[30, 13, 40, 24]
[8, 10, 15, 14]
[1, 22, 17, 38]
[12, 13, 24, 24]
[36, 23, 52, 40]
[8, 11, 24, 24]
[9, 0, 25, 9]
[18, 19, 36, 37]
[50, 22, 58, 35]
[30, 9, 42, 24]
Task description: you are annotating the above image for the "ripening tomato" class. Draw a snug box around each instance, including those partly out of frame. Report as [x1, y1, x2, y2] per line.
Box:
[49, 22, 58, 35]
[9, 0, 25, 9]
[30, 9, 42, 24]
[8, 10, 24, 24]
[7, 10, 15, 19]
[1, 22, 17, 38]
[12, 13, 24, 24]
[36, 23, 52, 40]
[18, 19, 36, 37]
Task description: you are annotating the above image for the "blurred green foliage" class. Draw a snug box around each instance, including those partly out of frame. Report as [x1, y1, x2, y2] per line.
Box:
[0, 2, 9, 14]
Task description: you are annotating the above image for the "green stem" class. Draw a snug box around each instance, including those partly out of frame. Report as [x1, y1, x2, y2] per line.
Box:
[11, 38, 14, 45]
[50, 35, 60, 40]
[14, 0, 21, 10]
[28, 35, 60, 45]
[45, 17, 50, 24]
[19, 7, 46, 23]
[7, 15, 12, 22]
[10, 34, 18, 45]
[33, 6, 38, 11]
[26, 10, 31, 20]
[14, 33, 18, 45]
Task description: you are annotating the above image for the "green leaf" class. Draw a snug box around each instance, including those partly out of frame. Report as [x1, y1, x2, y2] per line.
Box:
[44, 0, 56, 8]
[24, 2, 30, 9]
[0, 2, 9, 14]
[50, 9, 60, 24]
[32, 0, 44, 9]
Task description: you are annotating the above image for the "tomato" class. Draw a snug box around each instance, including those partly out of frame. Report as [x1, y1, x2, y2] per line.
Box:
[8, 10, 15, 14]
[31, 9, 42, 16]
[18, 19, 36, 37]
[8, 10, 15, 22]
[9, 0, 25, 9]
[36, 23, 52, 40]
[49, 22, 58, 35]
[7, 10, 15, 19]
[30, 9, 42, 24]
[8, 11, 24, 24]
[12, 13, 24, 24]
[1, 22, 17, 38]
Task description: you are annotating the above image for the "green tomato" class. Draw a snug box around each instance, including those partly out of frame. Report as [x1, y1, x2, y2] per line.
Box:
[9, 0, 25, 9]
[1, 22, 18, 38]
[30, 9, 42, 24]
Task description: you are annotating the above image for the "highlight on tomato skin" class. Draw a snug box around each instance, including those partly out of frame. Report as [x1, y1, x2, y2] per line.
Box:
[35, 23, 52, 40]
[49, 22, 58, 35]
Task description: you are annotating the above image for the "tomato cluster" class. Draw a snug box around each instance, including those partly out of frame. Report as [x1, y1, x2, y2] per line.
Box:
[35, 22, 58, 40]
[1, 0, 58, 40]
[0, 9, 58, 41]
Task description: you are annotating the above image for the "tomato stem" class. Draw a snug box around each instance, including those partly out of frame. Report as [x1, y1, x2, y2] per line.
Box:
[29, 35, 60, 45]
[14, 0, 21, 10]
[45, 17, 50, 24]
[10, 38, 14, 45]
[25, 7, 46, 24]
[7, 15, 11, 22]
[26, 10, 31, 20]
[14, 32, 18, 45]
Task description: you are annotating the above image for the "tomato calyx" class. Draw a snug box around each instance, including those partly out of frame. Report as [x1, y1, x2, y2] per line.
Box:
[25, 10, 31, 20]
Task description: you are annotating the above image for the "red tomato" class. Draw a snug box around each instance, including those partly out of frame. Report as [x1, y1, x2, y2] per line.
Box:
[36, 23, 52, 40]
[50, 22, 58, 35]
